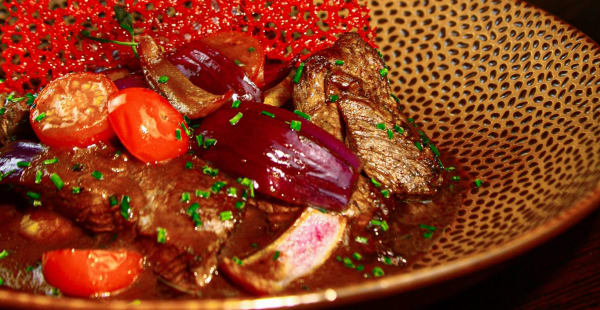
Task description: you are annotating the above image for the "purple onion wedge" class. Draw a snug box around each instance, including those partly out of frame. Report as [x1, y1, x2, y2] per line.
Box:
[194, 104, 361, 211]
[0, 141, 46, 183]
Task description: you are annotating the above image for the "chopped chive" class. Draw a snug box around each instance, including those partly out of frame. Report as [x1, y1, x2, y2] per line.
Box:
[381, 189, 390, 198]
[0, 276, 4, 285]
[446, 166, 456, 172]
[370, 219, 389, 231]
[120, 195, 131, 220]
[273, 250, 280, 261]
[204, 138, 217, 149]
[113, 150, 122, 158]
[186, 202, 200, 216]
[195, 134, 203, 147]
[247, 46, 256, 53]
[419, 224, 437, 231]
[32, 200, 42, 207]
[158, 75, 169, 83]
[16, 161, 30, 168]
[379, 67, 389, 77]
[192, 212, 202, 227]
[25, 93, 36, 106]
[211, 181, 227, 193]
[329, 94, 339, 102]
[0, 107, 5, 116]
[185, 161, 193, 170]
[290, 120, 301, 131]
[474, 179, 483, 187]
[316, 207, 328, 213]
[202, 165, 219, 177]
[181, 192, 191, 202]
[376, 123, 386, 130]
[229, 112, 243, 125]
[175, 129, 182, 140]
[429, 143, 441, 157]
[109, 195, 119, 207]
[232, 99, 241, 108]
[391, 93, 401, 104]
[336, 256, 342, 262]
[43, 158, 58, 165]
[72, 187, 81, 194]
[335, 60, 345, 65]
[220, 210, 233, 221]
[293, 62, 305, 84]
[26, 266, 35, 272]
[180, 122, 191, 136]
[352, 252, 363, 261]
[234, 59, 244, 66]
[423, 231, 434, 239]
[156, 227, 167, 244]
[49, 173, 64, 190]
[383, 256, 393, 265]
[35, 112, 46, 122]
[394, 125, 404, 134]
[235, 201, 245, 210]
[407, 117, 415, 124]
[370, 177, 382, 187]
[26, 191, 40, 200]
[232, 256, 243, 265]
[452, 175, 461, 181]
[343, 257, 355, 269]
[293, 110, 311, 120]
[372, 267, 385, 277]
[387, 129, 394, 139]
[226, 187, 237, 197]
[355, 236, 368, 244]
[356, 264, 365, 272]
[72, 163, 84, 171]
[415, 141, 423, 151]
[91, 170, 103, 180]
[34, 170, 42, 184]
[261, 110, 275, 118]
[195, 189, 211, 198]
[183, 115, 191, 125]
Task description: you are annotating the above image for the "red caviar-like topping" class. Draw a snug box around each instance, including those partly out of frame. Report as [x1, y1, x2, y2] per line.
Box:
[0, 0, 375, 93]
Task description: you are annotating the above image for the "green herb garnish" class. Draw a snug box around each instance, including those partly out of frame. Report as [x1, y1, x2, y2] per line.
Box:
[290, 120, 301, 131]
[474, 179, 483, 187]
[293, 62, 305, 84]
[229, 112, 243, 125]
[181, 192, 191, 202]
[293, 110, 311, 121]
[175, 129, 182, 140]
[72, 187, 81, 194]
[91, 170, 103, 180]
[379, 67, 389, 77]
[34, 170, 42, 184]
[16, 161, 30, 168]
[232, 100, 241, 108]
[120, 195, 131, 220]
[202, 165, 219, 177]
[261, 110, 275, 118]
[158, 75, 169, 83]
[355, 236, 368, 244]
[329, 94, 339, 102]
[273, 250, 280, 261]
[43, 158, 58, 165]
[372, 267, 385, 277]
[220, 210, 233, 221]
[156, 227, 167, 244]
[49, 173, 64, 190]
[335, 60, 345, 65]
[211, 181, 227, 193]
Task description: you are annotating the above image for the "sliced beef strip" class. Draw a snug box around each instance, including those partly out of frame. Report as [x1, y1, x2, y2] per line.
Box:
[0, 93, 34, 146]
[3, 142, 246, 292]
[293, 33, 443, 196]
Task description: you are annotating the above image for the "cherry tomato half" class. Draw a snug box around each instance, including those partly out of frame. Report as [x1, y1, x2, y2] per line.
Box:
[42, 249, 143, 297]
[107, 88, 190, 163]
[201, 31, 265, 87]
[30, 72, 118, 148]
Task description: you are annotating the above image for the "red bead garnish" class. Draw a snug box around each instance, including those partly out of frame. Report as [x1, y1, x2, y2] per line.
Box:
[0, 0, 375, 93]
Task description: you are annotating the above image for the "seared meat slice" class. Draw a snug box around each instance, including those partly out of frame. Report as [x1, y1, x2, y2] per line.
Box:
[293, 33, 443, 195]
[0, 93, 34, 146]
[0, 142, 246, 292]
[133, 157, 245, 291]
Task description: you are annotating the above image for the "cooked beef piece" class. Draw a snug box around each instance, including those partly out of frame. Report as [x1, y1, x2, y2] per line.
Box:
[0, 142, 246, 292]
[0, 93, 34, 146]
[293, 33, 443, 196]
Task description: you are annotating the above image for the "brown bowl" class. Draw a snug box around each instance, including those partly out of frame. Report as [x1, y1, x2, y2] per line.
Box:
[2, 0, 600, 308]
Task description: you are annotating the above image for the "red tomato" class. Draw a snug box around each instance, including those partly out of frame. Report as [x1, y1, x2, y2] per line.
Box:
[107, 88, 190, 163]
[201, 31, 265, 87]
[30, 72, 117, 148]
[42, 249, 143, 297]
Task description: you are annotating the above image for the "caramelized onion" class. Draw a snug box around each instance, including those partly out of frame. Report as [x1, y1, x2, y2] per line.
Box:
[194, 104, 361, 211]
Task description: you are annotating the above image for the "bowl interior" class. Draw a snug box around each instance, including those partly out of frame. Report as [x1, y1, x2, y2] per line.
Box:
[1, 0, 600, 308]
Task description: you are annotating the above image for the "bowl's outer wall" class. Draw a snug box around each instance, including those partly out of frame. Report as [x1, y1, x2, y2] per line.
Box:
[1, 0, 600, 309]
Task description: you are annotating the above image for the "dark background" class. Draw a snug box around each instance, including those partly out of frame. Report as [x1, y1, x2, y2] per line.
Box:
[429, 1, 600, 309]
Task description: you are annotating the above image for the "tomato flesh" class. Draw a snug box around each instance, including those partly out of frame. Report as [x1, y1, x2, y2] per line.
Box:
[200, 31, 265, 87]
[42, 249, 143, 297]
[30, 72, 117, 148]
[108, 88, 190, 163]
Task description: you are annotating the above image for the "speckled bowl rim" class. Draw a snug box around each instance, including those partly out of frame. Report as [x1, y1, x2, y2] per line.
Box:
[1, 2, 600, 310]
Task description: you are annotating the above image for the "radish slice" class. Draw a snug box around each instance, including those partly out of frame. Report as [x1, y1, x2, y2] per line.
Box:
[220, 208, 346, 294]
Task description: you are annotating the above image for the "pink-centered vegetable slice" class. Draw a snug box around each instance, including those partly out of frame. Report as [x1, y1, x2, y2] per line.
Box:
[220, 208, 346, 294]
